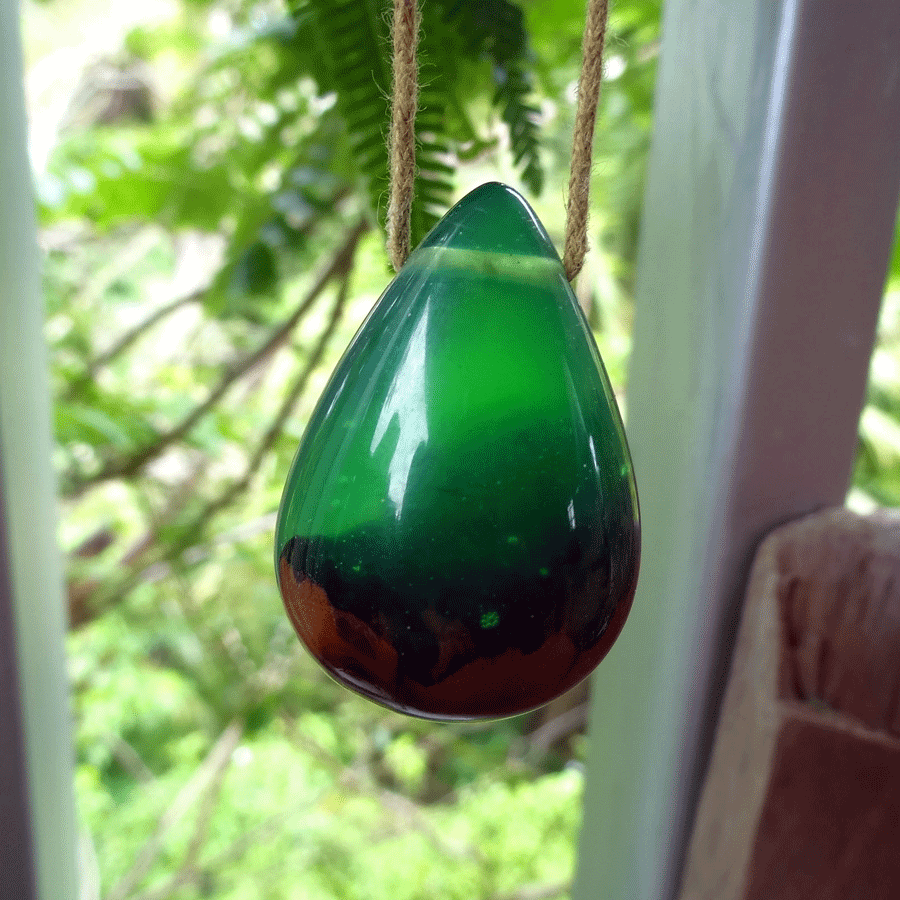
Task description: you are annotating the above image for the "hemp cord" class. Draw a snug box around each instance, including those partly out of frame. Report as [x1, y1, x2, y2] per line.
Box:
[563, 0, 608, 281]
[386, 0, 421, 273]
[386, 0, 608, 282]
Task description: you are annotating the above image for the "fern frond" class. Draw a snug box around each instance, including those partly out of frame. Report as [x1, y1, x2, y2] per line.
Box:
[283, 0, 456, 248]
[438, 0, 544, 195]
[285, 0, 544, 248]
[493, 63, 543, 194]
[293, 0, 393, 225]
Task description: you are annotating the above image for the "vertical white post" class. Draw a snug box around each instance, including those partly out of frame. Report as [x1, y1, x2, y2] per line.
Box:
[0, 2, 78, 898]
[573, 1, 900, 898]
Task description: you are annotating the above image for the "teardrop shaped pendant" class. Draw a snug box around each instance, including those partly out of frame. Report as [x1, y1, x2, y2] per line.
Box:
[275, 183, 640, 720]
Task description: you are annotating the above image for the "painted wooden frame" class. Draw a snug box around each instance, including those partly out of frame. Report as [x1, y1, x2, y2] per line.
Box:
[0, 2, 78, 897]
[574, 2, 900, 898]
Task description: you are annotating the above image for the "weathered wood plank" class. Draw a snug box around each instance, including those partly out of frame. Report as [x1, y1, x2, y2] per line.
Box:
[680, 509, 900, 900]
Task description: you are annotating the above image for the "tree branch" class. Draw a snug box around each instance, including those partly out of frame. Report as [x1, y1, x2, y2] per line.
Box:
[67, 240, 358, 626]
[64, 288, 202, 397]
[203, 266, 352, 520]
[61, 189, 353, 397]
[492, 881, 572, 900]
[106, 719, 244, 900]
[67, 458, 210, 627]
[526, 702, 590, 756]
[125, 801, 310, 900]
[63, 219, 368, 497]
[109, 735, 154, 783]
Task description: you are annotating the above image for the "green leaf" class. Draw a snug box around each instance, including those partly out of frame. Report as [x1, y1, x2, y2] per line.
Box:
[57, 404, 136, 450]
[440, 0, 545, 195]
[42, 131, 237, 231]
[230, 242, 279, 298]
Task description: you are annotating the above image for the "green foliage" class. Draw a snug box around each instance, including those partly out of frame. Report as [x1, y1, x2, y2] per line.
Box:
[37, 3, 652, 895]
[279, 0, 544, 243]
[443, 0, 544, 194]
[853, 274, 900, 507]
[69, 533, 587, 899]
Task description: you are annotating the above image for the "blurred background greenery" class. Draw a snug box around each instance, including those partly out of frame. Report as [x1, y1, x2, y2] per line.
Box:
[20, 0, 899, 897]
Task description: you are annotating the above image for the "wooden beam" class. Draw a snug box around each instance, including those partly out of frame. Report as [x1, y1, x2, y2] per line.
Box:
[573, 1, 900, 898]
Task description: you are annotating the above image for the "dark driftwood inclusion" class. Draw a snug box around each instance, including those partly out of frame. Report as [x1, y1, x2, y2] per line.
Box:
[278, 518, 639, 719]
[275, 183, 640, 720]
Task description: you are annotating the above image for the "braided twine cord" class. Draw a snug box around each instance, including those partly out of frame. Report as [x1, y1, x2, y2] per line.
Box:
[386, 0, 609, 282]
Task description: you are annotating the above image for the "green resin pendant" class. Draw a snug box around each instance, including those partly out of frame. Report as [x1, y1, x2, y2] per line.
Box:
[275, 183, 639, 720]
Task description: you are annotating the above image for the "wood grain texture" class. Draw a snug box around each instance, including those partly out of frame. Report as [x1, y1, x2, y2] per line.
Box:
[680, 508, 900, 900]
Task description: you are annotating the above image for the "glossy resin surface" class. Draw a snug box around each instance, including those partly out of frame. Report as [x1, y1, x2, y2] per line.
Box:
[275, 183, 640, 719]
